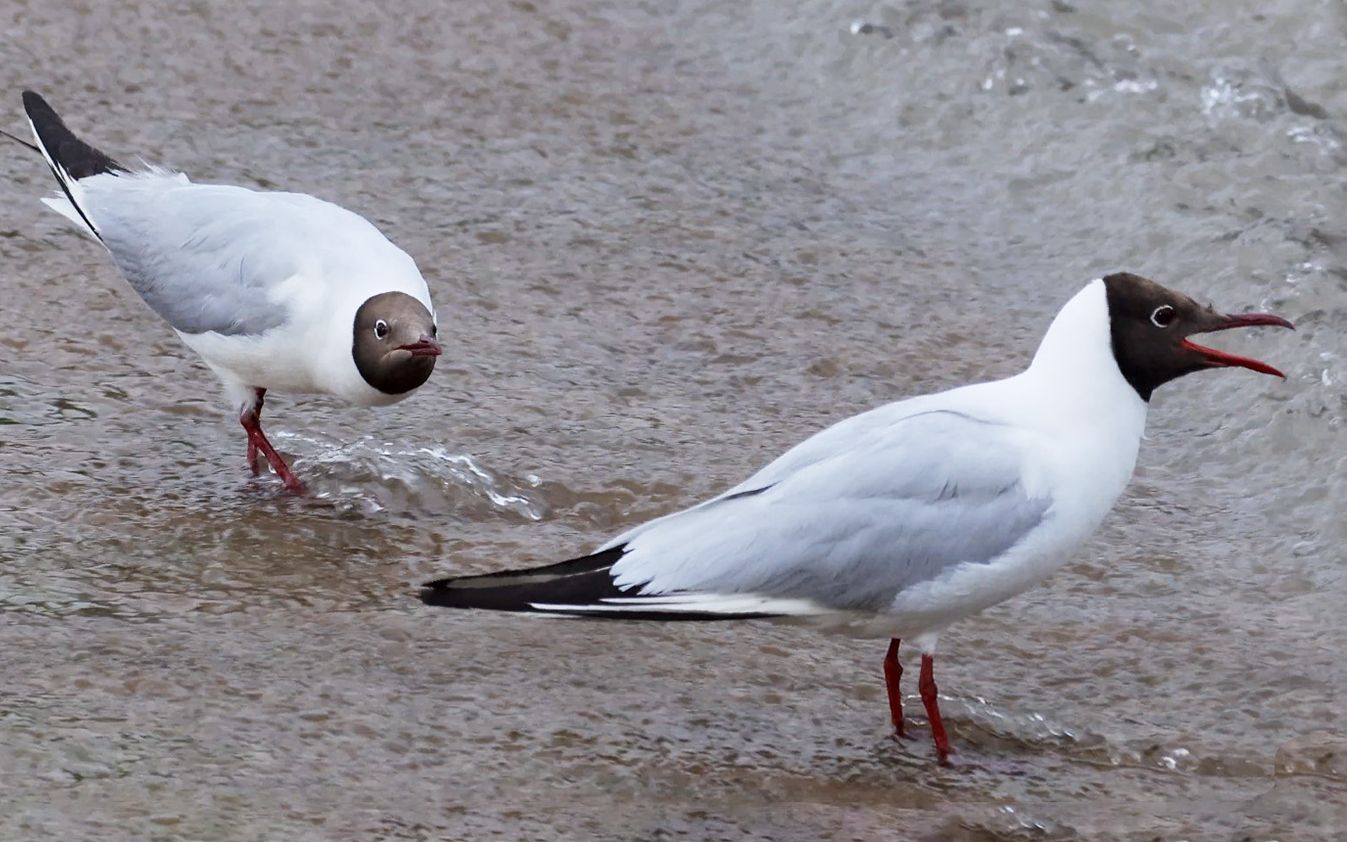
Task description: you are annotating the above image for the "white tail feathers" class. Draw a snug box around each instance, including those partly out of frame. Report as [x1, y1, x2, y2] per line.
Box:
[527, 592, 825, 617]
[39, 195, 98, 238]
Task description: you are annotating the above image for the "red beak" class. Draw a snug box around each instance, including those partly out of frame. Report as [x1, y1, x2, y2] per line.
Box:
[1180, 312, 1294, 378]
[398, 335, 443, 357]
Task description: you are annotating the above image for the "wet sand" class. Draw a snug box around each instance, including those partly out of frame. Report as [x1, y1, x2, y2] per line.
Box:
[0, 0, 1344, 839]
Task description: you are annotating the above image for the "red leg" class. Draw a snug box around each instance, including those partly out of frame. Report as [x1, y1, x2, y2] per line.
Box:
[919, 653, 952, 763]
[883, 638, 906, 738]
[239, 388, 305, 493]
[244, 388, 263, 475]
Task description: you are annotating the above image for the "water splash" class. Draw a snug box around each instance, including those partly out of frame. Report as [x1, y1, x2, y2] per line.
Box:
[273, 432, 550, 521]
[1200, 73, 1283, 121]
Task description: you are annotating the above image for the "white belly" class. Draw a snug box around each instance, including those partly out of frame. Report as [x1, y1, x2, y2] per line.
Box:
[182, 329, 328, 394]
[178, 327, 410, 409]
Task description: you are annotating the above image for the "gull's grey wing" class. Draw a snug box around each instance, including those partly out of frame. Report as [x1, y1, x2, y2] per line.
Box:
[75, 175, 331, 336]
[27, 94, 427, 339]
[723, 398, 955, 496]
[606, 410, 1051, 612]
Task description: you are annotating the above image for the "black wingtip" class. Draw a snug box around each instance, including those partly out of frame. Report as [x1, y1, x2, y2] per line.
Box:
[418, 579, 466, 607]
[418, 546, 781, 621]
[21, 90, 51, 119]
[22, 89, 123, 179]
[419, 546, 629, 612]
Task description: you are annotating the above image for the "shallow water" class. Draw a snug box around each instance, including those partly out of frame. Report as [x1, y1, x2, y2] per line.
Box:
[1, 0, 1345, 839]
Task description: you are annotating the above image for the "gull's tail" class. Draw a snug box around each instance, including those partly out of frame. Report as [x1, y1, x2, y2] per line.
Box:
[21, 90, 124, 241]
[419, 545, 782, 621]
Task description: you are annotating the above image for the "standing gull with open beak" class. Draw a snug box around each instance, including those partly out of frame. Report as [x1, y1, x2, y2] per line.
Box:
[420, 273, 1292, 763]
[12, 91, 442, 493]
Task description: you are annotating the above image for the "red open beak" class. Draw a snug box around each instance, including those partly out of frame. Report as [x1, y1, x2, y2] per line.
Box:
[1180, 312, 1294, 378]
[398, 335, 443, 358]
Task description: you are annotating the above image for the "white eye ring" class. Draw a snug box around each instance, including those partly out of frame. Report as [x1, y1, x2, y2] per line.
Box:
[1150, 305, 1175, 328]
[374, 319, 390, 339]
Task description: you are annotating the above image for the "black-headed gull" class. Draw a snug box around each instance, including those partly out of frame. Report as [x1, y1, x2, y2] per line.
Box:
[15, 91, 442, 492]
[420, 273, 1292, 762]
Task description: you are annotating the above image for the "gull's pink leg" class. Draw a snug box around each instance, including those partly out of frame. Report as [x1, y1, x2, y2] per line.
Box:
[239, 388, 305, 493]
[919, 653, 953, 764]
[246, 390, 261, 476]
[244, 388, 263, 475]
[883, 638, 907, 738]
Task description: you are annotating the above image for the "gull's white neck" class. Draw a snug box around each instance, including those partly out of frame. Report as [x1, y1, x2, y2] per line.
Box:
[1019, 278, 1148, 430]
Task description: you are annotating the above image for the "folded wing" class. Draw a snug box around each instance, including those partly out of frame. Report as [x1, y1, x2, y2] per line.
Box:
[422, 409, 1053, 619]
[25, 91, 426, 338]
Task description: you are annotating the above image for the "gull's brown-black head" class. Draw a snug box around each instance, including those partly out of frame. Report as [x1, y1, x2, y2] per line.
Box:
[352, 291, 442, 395]
[1102, 272, 1293, 401]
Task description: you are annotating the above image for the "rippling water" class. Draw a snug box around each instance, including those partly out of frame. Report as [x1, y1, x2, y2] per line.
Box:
[1, 0, 1344, 839]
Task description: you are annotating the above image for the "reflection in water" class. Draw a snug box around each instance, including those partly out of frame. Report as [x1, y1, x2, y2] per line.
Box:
[0, 0, 1345, 838]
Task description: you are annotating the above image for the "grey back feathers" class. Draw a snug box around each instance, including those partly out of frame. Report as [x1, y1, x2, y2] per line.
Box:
[608, 410, 1050, 612]
[22, 92, 429, 340]
[424, 409, 1052, 617]
[90, 184, 303, 335]
[89, 185, 424, 338]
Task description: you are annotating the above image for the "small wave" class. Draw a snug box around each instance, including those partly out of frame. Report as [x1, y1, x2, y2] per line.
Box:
[1199, 71, 1284, 121]
[272, 432, 550, 521]
[957, 695, 1105, 753]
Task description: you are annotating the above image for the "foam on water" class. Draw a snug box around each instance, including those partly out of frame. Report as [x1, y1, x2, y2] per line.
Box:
[275, 431, 551, 521]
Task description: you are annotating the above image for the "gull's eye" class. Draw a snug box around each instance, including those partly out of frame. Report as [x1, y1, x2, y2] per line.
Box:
[430, 324, 438, 338]
[1150, 305, 1175, 328]
[374, 319, 390, 339]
